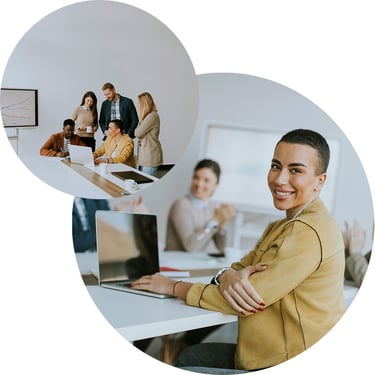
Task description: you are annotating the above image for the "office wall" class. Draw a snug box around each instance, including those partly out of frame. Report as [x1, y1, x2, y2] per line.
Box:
[1, 1, 198, 164]
[142, 73, 374, 252]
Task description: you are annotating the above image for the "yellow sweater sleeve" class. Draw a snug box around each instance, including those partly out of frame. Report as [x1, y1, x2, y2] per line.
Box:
[186, 283, 246, 316]
[186, 220, 324, 314]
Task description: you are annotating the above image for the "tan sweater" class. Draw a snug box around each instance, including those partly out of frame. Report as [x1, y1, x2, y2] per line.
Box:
[134, 112, 163, 167]
[165, 194, 227, 252]
[72, 106, 97, 137]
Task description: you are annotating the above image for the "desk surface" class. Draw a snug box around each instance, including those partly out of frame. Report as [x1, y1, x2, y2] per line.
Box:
[21, 155, 157, 198]
[77, 250, 358, 341]
[86, 283, 237, 341]
[77, 251, 237, 341]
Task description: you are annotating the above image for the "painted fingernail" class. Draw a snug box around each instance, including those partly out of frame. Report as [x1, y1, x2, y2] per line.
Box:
[251, 309, 257, 314]
[240, 311, 246, 316]
[260, 302, 266, 307]
[257, 306, 264, 311]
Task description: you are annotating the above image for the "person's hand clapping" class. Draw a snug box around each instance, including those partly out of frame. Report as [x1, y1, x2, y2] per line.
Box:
[213, 203, 236, 228]
[348, 220, 366, 255]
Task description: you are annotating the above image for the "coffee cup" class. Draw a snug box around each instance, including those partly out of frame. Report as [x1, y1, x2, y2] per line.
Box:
[225, 247, 245, 265]
[124, 179, 138, 191]
[86, 126, 92, 133]
[99, 162, 108, 174]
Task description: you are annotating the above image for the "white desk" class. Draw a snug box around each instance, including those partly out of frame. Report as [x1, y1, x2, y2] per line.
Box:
[87, 283, 237, 341]
[76, 251, 237, 341]
[77, 250, 358, 342]
[21, 155, 157, 198]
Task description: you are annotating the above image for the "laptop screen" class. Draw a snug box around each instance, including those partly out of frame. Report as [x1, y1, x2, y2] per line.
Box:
[95, 210, 160, 283]
[69, 145, 94, 166]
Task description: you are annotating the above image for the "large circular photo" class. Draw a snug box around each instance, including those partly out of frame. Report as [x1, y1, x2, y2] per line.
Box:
[75, 73, 374, 373]
[1, 0, 198, 198]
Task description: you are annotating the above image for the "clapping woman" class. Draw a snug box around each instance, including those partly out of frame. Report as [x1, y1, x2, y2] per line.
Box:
[165, 159, 236, 253]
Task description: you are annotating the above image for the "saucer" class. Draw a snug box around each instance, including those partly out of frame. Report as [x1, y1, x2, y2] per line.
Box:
[125, 185, 139, 191]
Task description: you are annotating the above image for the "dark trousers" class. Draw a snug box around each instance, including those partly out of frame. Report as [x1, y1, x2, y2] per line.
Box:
[80, 137, 96, 152]
[175, 343, 249, 374]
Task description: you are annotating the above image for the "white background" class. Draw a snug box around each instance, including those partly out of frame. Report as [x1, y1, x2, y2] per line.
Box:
[1, 1, 374, 375]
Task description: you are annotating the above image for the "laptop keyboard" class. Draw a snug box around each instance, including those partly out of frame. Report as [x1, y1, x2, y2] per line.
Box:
[114, 281, 133, 287]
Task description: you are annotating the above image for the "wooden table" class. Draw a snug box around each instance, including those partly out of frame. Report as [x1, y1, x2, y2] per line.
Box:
[21, 155, 157, 198]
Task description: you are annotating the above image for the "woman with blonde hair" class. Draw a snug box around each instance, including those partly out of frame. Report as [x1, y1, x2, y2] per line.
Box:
[134, 92, 163, 176]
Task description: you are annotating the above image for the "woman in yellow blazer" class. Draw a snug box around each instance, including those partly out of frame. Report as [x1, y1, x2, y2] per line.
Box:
[132, 129, 346, 372]
[93, 119, 135, 167]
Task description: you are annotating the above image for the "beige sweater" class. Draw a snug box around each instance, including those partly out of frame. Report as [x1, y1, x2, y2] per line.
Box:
[165, 194, 227, 252]
[72, 106, 97, 137]
[134, 112, 163, 167]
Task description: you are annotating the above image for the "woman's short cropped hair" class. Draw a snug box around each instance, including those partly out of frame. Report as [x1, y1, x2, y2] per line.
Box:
[278, 128, 330, 175]
[109, 119, 125, 134]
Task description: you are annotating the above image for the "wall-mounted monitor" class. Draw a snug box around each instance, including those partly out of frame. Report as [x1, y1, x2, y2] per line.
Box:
[0, 88, 38, 128]
[202, 123, 341, 215]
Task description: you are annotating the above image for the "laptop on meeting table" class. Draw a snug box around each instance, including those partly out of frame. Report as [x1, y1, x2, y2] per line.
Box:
[95, 210, 172, 299]
[68, 144, 94, 167]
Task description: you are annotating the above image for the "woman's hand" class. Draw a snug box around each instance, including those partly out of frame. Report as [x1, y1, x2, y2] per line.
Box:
[213, 204, 236, 228]
[131, 273, 176, 296]
[218, 264, 267, 315]
[343, 220, 366, 255]
[94, 156, 110, 164]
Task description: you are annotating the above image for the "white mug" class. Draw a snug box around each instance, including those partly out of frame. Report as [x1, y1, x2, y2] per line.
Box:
[99, 162, 108, 174]
[86, 125, 92, 133]
[124, 179, 138, 190]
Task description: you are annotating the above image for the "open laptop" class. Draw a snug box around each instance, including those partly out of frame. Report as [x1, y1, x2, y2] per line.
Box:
[95, 210, 172, 298]
[69, 144, 94, 167]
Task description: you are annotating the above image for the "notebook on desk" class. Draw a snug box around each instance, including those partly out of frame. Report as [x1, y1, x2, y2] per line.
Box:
[95, 210, 172, 298]
[111, 170, 154, 184]
[69, 144, 94, 167]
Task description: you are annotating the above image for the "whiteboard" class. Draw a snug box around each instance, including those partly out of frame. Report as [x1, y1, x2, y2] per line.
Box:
[0, 88, 38, 127]
[202, 124, 341, 214]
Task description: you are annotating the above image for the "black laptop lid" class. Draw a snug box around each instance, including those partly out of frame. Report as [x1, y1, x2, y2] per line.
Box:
[95, 210, 159, 283]
[111, 171, 154, 184]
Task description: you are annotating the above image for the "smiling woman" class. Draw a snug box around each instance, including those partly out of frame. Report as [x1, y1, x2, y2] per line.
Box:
[165, 158, 236, 253]
[268, 129, 330, 219]
[132, 128, 347, 372]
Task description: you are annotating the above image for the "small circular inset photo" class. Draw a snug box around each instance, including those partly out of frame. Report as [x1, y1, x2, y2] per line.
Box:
[1, 1, 198, 198]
